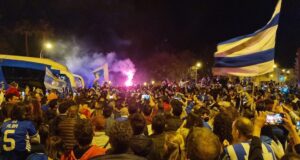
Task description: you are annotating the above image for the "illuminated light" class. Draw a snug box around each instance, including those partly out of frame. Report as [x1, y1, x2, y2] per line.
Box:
[151, 80, 155, 85]
[108, 81, 112, 84]
[270, 74, 273, 78]
[143, 82, 147, 86]
[125, 71, 134, 87]
[282, 69, 286, 72]
[44, 42, 53, 49]
[287, 70, 290, 74]
[279, 76, 285, 82]
[273, 64, 277, 68]
[196, 62, 202, 68]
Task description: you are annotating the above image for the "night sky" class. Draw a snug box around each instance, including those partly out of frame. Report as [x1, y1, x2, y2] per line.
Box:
[0, 0, 299, 68]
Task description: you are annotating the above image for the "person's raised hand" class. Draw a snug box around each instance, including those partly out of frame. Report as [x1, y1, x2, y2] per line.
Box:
[282, 112, 295, 132]
[254, 111, 267, 129]
[149, 95, 156, 107]
[281, 104, 292, 113]
[283, 112, 300, 145]
[253, 111, 267, 137]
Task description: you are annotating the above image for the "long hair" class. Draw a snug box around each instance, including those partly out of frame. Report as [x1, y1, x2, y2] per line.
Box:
[11, 103, 27, 121]
[30, 98, 43, 128]
[163, 132, 186, 160]
[46, 136, 63, 160]
[31, 98, 43, 119]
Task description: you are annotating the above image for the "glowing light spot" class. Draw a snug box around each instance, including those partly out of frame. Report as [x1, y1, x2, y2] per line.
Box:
[44, 42, 53, 49]
[125, 71, 134, 87]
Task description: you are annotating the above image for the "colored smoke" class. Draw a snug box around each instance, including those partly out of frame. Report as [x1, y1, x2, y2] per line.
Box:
[45, 40, 136, 86]
[124, 71, 134, 86]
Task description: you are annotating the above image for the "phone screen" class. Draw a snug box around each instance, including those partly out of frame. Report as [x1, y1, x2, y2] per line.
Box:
[21, 91, 25, 97]
[297, 121, 300, 130]
[142, 94, 150, 100]
[174, 96, 181, 101]
[266, 113, 284, 125]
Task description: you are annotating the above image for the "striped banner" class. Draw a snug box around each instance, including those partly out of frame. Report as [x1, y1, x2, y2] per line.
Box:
[213, 0, 282, 76]
[44, 67, 66, 92]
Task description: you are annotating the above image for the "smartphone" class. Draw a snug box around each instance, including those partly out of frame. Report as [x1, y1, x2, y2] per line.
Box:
[174, 96, 182, 101]
[142, 94, 150, 100]
[296, 121, 300, 130]
[266, 113, 284, 125]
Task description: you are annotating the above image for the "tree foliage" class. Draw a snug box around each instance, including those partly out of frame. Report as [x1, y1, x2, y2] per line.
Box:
[135, 50, 197, 82]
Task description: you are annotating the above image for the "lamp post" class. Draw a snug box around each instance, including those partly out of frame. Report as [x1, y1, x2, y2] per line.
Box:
[273, 63, 278, 82]
[40, 42, 53, 58]
[195, 62, 202, 83]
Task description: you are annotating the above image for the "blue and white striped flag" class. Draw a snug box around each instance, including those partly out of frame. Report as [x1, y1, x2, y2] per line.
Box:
[213, 0, 282, 76]
[44, 67, 66, 92]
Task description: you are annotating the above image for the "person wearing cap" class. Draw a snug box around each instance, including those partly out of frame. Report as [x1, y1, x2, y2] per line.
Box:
[5, 82, 20, 105]
[5, 82, 20, 97]
[5, 93, 20, 105]
[91, 116, 110, 149]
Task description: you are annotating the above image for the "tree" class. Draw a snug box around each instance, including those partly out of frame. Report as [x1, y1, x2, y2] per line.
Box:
[13, 20, 54, 56]
[136, 50, 197, 82]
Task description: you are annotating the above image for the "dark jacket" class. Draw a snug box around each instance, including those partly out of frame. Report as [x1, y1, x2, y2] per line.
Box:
[295, 144, 300, 155]
[147, 133, 165, 160]
[130, 134, 153, 157]
[58, 117, 77, 152]
[249, 136, 264, 160]
[49, 114, 68, 136]
[165, 116, 183, 131]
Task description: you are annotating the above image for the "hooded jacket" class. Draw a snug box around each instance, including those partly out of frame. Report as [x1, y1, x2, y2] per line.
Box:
[130, 134, 153, 157]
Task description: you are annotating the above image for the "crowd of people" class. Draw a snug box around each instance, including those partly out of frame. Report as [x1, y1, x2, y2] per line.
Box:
[1, 77, 300, 160]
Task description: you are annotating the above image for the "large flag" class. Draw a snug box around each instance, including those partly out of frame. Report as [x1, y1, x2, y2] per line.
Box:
[92, 63, 109, 83]
[213, 0, 282, 77]
[44, 67, 66, 92]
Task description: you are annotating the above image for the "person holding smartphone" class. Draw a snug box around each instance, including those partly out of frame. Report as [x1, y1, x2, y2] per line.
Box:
[282, 113, 300, 155]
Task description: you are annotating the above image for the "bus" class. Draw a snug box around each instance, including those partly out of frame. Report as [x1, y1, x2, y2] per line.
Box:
[0, 54, 81, 92]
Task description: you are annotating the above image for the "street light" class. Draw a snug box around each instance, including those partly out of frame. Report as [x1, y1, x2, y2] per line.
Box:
[151, 80, 155, 85]
[196, 62, 202, 68]
[40, 42, 53, 58]
[195, 62, 202, 83]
